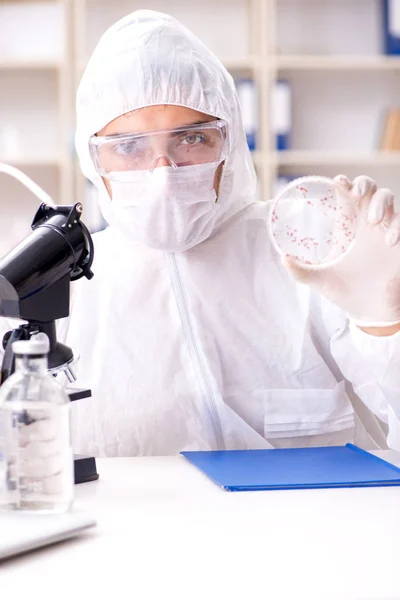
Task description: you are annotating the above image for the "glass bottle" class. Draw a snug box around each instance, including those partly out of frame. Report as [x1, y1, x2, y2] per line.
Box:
[0, 338, 73, 512]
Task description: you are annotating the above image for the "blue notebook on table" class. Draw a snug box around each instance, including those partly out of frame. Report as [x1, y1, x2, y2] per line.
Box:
[181, 444, 400, 491]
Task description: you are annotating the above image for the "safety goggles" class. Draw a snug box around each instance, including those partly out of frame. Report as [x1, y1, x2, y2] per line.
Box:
[89, 119, 229, 180]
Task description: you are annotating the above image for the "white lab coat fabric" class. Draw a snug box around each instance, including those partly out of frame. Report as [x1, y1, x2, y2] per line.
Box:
[61, 9, 400, 457]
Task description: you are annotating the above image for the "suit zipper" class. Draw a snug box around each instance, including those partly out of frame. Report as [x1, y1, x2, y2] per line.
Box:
[165, 253, 225, 450]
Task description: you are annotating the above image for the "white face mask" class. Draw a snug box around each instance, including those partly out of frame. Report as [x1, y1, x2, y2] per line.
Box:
[108, 162, 220, 252]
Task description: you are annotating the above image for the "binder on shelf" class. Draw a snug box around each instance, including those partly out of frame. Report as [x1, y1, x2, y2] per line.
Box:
[380, 108, 400, 150]
[383, 0, 400, 55]
[235, 78, 258, 151]
[181, 444, 400, 492]
[272, 80, 291, 151]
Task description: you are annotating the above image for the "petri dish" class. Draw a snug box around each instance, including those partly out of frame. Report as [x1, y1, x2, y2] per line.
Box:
[269, 176, 357, 266]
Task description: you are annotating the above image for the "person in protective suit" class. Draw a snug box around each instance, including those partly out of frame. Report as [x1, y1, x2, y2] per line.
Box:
[64, 10, 400, 457]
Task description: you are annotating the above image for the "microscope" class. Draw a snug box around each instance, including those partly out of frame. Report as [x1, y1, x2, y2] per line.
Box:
[0, 165, 98, 484]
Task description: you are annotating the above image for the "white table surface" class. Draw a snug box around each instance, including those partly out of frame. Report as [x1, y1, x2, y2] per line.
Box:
[2, 451, 400, 600]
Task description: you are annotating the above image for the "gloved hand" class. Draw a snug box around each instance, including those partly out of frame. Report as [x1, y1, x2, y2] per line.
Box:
[282, 175, 400, 327]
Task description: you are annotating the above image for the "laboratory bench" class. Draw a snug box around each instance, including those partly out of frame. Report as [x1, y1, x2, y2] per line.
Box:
[2, 451, 400, 600]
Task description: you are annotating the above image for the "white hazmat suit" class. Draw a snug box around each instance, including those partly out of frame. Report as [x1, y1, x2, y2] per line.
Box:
[60, 10, 400, 456]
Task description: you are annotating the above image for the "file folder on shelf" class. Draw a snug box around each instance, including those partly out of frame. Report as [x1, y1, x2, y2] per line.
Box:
[235, 78, 258, 151]
[181, 444, 400, 491]
[383, 0, 400, 55]
[272, 79, 291, 151]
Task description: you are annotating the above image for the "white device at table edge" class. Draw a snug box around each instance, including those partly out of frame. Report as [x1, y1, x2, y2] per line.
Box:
[0, 511, 96, 561]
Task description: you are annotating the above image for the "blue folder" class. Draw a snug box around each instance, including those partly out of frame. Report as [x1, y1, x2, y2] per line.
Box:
[181, 444, 400, 491]
[383, 0, 400, 55]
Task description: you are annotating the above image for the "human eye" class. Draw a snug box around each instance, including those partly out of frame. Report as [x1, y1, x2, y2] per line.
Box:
[179, 132, 208, 146]
[112, 139, 139, 156]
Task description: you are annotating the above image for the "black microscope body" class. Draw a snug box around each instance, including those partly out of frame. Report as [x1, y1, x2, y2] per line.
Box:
[0, 202, 98, 484]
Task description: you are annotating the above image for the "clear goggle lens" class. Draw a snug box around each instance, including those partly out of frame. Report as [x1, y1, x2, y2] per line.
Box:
[90, 119, 228, 179]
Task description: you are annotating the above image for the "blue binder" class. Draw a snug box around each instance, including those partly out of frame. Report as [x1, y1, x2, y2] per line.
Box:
[181, 444, 400, 491]
[383, 0, 400, 55]
[235, 79, 257, 151]
[273, 80, 291, 151]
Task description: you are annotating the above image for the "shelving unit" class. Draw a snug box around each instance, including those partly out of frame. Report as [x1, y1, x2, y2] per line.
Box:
[273, 151, 400, 167]
[269, 0, 400, 200]
[0, 60, 61, 70]
[1, 0, 400, 254]
[275, 55, 400, 70]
